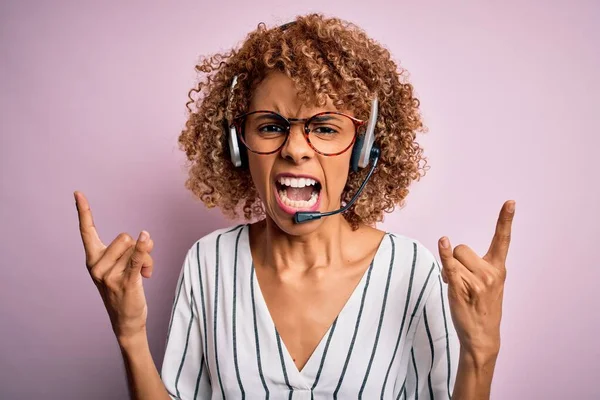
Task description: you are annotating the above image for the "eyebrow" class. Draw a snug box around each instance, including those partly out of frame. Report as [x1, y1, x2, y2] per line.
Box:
[253, 113, 286, 122]
[309, 114, 341, 122]
[251, 111, 343, 122]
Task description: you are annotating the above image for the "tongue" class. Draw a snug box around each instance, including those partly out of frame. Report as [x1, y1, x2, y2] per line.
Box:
[285, 186, 314, 201]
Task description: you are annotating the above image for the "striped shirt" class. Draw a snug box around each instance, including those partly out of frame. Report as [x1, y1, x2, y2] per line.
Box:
[161, 224, 459, 399]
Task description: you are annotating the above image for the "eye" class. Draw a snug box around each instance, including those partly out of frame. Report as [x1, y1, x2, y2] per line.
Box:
[259, 124, 286, 133]
[312, 126, 338, 135]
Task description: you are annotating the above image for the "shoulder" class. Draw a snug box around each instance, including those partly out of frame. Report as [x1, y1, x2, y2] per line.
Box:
[382, 232, 438, 270]
[381, 232, 442, 296]
[184, 224, 247, 260]
[386, 232, 439, 269]
[178, 224, 248, 286]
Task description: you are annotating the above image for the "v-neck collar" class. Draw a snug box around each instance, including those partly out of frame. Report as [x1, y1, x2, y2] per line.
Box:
[242, 224, 389, 388]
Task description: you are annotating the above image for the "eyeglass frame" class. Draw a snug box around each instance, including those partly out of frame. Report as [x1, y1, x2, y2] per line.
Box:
[230, 110, 367, 157]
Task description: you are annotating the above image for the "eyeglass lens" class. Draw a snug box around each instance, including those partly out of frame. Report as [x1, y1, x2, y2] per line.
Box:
[242, 111, 358, 154]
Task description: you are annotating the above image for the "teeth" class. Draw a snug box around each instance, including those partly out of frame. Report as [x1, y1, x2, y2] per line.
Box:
[278, 190, 318, 208]
[277, 176, 317, 188]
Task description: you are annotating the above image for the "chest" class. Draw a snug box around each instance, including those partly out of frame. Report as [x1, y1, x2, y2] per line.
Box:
[193, 228, 432, 397]
[255, 263, 369, 371]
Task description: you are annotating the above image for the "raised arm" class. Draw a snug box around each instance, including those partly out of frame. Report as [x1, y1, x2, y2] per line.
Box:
[119, 332, 171, 400]
[75, 191, 170, 400]
[437, 200, 516, 399]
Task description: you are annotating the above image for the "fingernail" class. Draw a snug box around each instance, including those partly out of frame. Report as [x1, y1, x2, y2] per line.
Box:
[507, 201, 515, 213]
[441, 237, 449, 248]
[139, 231, 148, 242]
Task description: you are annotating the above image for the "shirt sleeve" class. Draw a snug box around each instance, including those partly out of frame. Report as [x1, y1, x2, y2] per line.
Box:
[402, 259, 460, 400]
[160, 244, 211, 400]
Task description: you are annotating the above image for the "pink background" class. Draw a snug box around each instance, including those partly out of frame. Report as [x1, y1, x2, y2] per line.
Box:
[1, 1, 598, 398]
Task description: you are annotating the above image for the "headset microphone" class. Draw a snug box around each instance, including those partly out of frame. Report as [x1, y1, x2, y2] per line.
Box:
[293, 145, 381, 224]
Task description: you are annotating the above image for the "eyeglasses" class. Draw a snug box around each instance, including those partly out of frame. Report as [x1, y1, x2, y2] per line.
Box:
[231, 110, 367, 156]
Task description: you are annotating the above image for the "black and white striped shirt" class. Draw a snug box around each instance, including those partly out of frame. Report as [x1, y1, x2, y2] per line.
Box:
[161, 224, 459, 399]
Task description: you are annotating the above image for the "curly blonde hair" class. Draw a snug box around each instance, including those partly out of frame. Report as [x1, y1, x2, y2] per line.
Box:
[179, 13, 429, 229]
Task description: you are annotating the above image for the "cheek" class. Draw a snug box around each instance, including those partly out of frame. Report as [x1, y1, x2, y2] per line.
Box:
[247, 154, 273, 197]
[324, 156, 351, 194]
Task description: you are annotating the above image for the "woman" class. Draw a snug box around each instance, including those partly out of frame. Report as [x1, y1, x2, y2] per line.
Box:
[75, 14, 514, 399]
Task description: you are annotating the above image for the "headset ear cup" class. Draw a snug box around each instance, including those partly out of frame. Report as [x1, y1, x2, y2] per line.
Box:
[236, 124, 248, 168]
[226, 119, 244, 168]
[357, 96, 378, 169]
[240, 145, 248, 169]
[350, 134, 365, 173]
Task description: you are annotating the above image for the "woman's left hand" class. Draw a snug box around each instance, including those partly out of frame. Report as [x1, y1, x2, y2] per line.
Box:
[437, 200, 515, 362]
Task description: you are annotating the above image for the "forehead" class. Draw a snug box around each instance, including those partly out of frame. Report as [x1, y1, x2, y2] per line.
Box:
[249, 70, 350, 117]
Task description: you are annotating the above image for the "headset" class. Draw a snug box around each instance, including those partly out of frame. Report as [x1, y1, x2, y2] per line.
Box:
[224, 21, 381, 224]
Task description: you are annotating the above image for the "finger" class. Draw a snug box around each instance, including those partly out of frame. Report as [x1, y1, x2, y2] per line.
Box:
[453, 244, 487, 278]
[147, 238, 154, 253]
[438, 237, 464, 288]
[142, 238, 154, 278]
[90, 233, 135, 279]
[107, 245, 136, 279]
[486, 200, 516, 265]
[74, 191, 106, 265]
[141, 236, 154, 277]
[140, 253, 154, 278]
[439, 237, 485, 302]
[127, 231, 153, 278]
[117, 245, 153, 279]
[103, 233, 136, 264]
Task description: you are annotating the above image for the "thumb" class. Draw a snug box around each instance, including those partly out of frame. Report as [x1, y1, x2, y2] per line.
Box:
[441, 265, 449, 284]
[438, 236, 458, 287]
[128, 231, 152, 277]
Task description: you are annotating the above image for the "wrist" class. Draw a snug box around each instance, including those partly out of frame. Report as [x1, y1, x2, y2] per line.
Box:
[460, 335, 500, 361]
[459, 346, 499, 370]
[117, 329, 149, 351]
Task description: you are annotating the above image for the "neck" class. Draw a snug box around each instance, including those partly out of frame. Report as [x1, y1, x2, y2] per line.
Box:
[251, 214, 354, 273]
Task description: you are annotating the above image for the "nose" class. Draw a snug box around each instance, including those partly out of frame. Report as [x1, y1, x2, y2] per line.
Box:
[280, 123, 314, 164]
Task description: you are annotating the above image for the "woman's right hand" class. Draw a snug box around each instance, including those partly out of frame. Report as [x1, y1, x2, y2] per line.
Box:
[74, 191, 155, 342]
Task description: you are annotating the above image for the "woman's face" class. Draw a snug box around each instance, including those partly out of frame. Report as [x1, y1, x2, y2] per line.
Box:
[245, 71, 355, 235]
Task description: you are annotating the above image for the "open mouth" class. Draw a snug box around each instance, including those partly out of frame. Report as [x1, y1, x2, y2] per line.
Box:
[275, 176, 322, 209]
